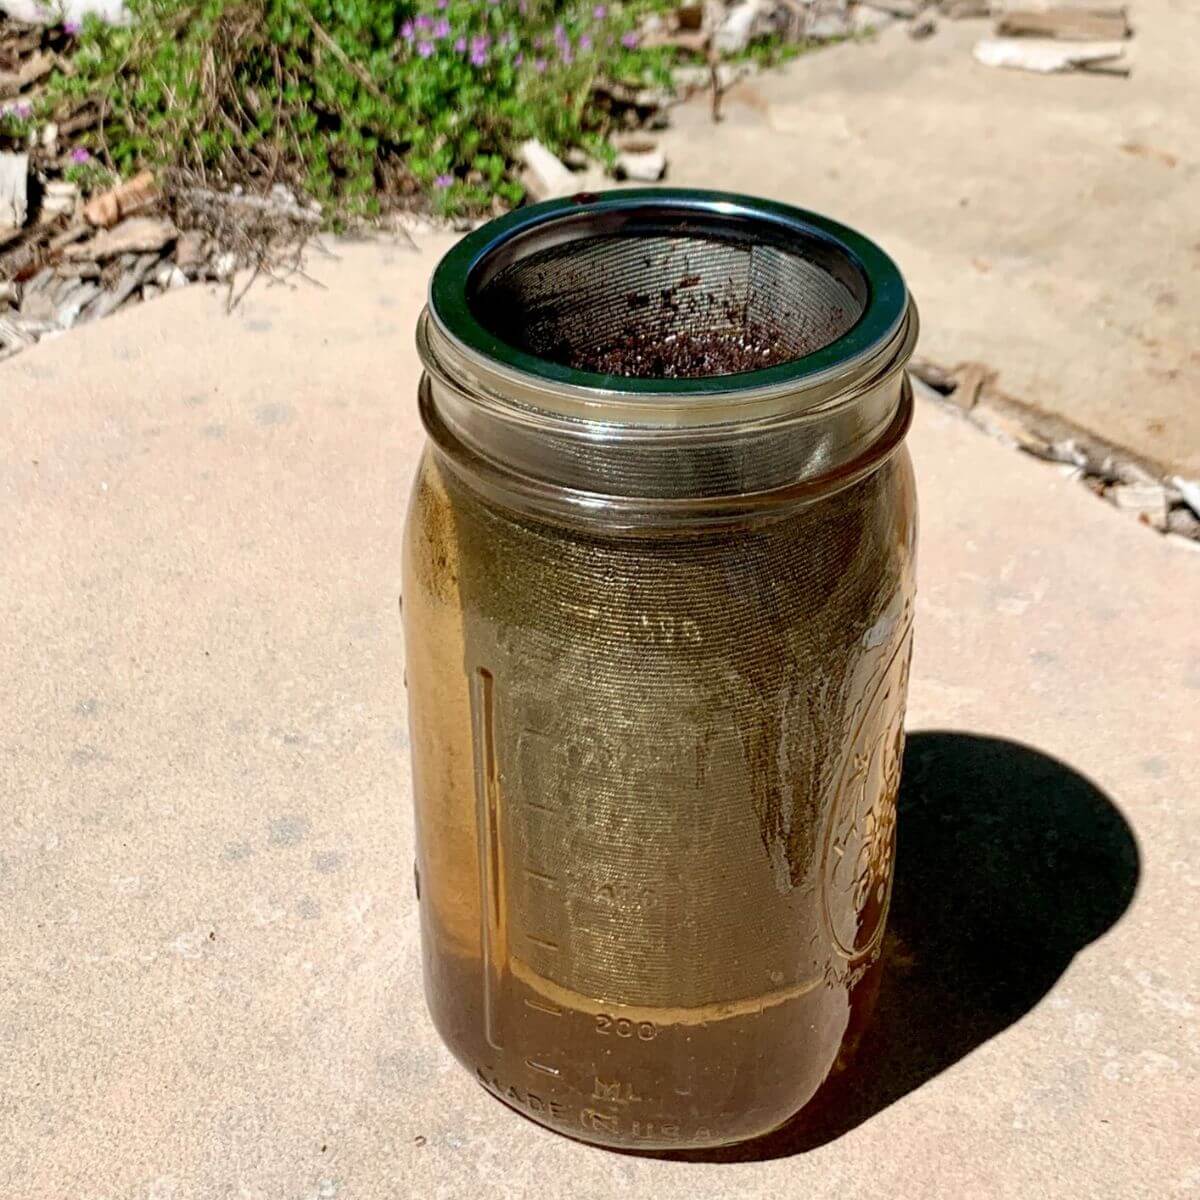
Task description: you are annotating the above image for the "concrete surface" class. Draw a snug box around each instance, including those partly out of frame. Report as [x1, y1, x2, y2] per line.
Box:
[1, 237, 1198, 1200]
[664, 10, 1200, 475]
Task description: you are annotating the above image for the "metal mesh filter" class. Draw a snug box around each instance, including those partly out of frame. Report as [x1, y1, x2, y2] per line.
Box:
[470, 221, 868, 380]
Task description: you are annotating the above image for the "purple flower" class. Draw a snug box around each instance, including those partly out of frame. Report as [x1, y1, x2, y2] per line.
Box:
[470, 34, 491, 51]
[415, 13, 433, 29]
[533, 57, 547, 72]
[63, 19, 81, 33]
[434, 173, 453, 188]
[400, 19, 414, 38]
[592, 4, 606, 17]
[15, 101, 32, 119]
[470, 46, 488, 65]
[417, 39, 435, 56]
[70, 146, 91, 164]
[518, 0, 527, 12]
[553, 22, 566, 42]
[514, 51, 524, 65]
[579, 32, 592, 50]
[454, 35, 467, 50]
[620, 31, 639, 47]
[560, 47, 574, 64]
[433, 17, 450, 37]
[436, 0, 448, 7]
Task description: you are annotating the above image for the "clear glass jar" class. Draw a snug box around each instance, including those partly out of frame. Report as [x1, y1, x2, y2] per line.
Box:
[403, 190, 918, 1150]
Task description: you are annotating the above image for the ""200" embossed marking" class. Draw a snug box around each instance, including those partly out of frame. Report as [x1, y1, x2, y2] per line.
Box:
[595, 1014, 657, 1040]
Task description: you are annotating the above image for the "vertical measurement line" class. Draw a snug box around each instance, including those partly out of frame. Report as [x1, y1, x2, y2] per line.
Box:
[471, 666, 506, 1049]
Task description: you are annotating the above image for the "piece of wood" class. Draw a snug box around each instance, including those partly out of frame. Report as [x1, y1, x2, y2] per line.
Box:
[83, 169, 159, 228]
[48, 223, 90, 253]
[64, 216, 177, 260]
[943, 0, 991, 18]
[640, 28, 712, 51]
[0, 50, 53, 98]
[973, 36, 1128, 73]
[57, 105, 100, 137]
[517, 140, 577, 202]
[83, 252, 158, 321]
[948, 361, 998, 412]
[0, 152, 29, 229]
[995, 6, 1130, 40]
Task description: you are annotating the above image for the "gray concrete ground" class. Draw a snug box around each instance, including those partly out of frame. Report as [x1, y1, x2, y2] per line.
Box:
[664, 8, 1200, 475]
[1, 238, 1197, 1198]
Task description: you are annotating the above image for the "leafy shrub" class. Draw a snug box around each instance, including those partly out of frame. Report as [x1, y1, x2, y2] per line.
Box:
[51, 0, 684, 219]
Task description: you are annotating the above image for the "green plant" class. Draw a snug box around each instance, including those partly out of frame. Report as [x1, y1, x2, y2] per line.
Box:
[51, 0, 690, 220]
[62, 152, 117, 192]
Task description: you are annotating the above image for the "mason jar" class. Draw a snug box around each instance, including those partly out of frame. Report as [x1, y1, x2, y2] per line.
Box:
[403, 189, 918, 1151]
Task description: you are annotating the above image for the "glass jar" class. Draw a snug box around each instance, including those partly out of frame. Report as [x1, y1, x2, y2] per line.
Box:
[403, 190, 918, 1151]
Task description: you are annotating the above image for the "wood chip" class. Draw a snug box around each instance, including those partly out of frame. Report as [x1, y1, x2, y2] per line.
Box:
[615, 147, 668, 182]
[1108, 482, 1168, 529]
[517, 139, 577, 202]
[973, 36, 1129, 73]
[64, 216, 177, 260]
[83, 170, 159, 229]
[995, 6, 1131, 41]
[970, 400, 1053, 457]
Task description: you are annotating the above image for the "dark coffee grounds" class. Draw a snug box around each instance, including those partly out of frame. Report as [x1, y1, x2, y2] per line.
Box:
[569, 325, 788, 379]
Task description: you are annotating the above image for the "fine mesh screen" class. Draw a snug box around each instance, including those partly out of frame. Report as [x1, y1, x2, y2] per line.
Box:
[471, 228, 867, 379]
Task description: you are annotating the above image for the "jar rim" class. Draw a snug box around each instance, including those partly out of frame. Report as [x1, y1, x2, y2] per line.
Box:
[428, 188, 910, 402]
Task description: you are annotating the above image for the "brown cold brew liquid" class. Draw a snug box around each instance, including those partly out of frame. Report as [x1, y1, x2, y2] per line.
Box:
[403, 444, 916, 1150]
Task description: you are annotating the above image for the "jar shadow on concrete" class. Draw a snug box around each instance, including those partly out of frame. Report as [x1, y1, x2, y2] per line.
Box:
[660, 730, 1141, 1162]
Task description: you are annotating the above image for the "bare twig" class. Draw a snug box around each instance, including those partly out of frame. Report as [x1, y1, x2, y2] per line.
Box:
[226, 260, 261, 313]
[709, 45, 723, 123]
[299, 10, 389, 104]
